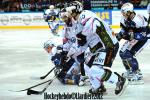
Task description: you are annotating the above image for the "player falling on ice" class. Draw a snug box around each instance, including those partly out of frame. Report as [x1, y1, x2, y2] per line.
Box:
[43, 39, 80, 84]
[65, 1, 128, 95]
[116, 3, 150, 84]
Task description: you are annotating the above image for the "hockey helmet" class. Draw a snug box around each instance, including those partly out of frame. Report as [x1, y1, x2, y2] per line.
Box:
[66, 1, 83, 14]
[43, 39, 55, 49]
[121, 3, 134, 14]
[49, 5, 55, 10]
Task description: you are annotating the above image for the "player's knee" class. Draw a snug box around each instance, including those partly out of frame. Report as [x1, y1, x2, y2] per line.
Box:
[131, 58, 139, 71]
[119, 50, 133, 59]
[101, 68, 112, 82]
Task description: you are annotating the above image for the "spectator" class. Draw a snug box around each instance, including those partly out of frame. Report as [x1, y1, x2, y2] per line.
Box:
[9, 0, 21, 12]
[117, 0, 124, 9]
[36, 0, 44, 11]
[0, 6, 4, 12]
[117, 0, 129, 9]
[29, 0, 36, 11]
[104, 2, 113, 10]
[2, 0, 10, 12]
[42, 0, 50, 10]
[21, 0, 31, 11]
[83, 0, 91, 10]
[130, 0, 141, 8]
[139, 0, 148, 8]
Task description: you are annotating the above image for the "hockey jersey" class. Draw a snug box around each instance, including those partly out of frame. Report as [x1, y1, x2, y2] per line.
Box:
[76, 10, 118, 53]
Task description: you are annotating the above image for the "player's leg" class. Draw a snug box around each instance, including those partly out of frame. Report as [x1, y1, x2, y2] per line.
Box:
[128, 39, 149, 84]
[119, 50, 139, 79]
[78, 63, 89, 86]
[89, 43, 127, 95]
[89, 65, 127, 95]
[56, 57, 75, 84]
[120, 40, 149, 84]
[76, 53, 89, 86]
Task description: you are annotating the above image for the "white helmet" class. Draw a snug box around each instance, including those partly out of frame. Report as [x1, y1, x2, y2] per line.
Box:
[49, 5, 54, 10]
[66, 1, 83, 14]
[121, 3, 134, 14]
[43, 39, 55, 49]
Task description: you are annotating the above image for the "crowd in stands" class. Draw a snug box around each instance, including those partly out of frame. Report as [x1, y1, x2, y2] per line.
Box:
[0, 0, 149, 12]
[117, 0, 148, 9]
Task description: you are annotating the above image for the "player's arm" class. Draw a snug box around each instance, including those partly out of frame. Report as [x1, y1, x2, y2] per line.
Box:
[115, 23, 132, 41]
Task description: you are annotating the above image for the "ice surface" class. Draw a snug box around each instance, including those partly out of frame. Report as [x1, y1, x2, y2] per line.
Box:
[0, 29, 150, 100]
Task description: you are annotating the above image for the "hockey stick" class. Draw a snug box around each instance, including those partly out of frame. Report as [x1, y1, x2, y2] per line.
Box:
[27, 75, 57, 95]
[40, 67, 56, 79]
[9, 79, 52, 92]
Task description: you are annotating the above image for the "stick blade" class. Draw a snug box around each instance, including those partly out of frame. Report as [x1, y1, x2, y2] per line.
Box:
[27, 89, 41, 95]
[40, 76, 46, 79]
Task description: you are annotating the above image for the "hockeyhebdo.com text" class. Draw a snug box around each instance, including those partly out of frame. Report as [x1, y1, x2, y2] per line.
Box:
[44, 92, 103, 100]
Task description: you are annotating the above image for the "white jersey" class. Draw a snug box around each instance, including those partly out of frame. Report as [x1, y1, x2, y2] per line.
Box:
[44, 9, 59, 16]
[77, 10, 118, 53]
[120, 14, 148, 29]
[62, 19, 79, 51]
[120, 13, 149, 53]
[120, 13, 148, 40]
[147, 3, 150, 14]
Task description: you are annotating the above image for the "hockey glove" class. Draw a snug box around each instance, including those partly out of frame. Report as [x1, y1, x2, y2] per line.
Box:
[76, 32, 87, 46]
[54, 58, 61, 65]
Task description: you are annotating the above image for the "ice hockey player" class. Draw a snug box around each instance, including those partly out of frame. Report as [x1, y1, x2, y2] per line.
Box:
[116, 3, 150, 84]
[43, 5, 64, 36]
[66, 1, 127, 95]
[43, 39, 78, 84]
[59, 8, 88, 86]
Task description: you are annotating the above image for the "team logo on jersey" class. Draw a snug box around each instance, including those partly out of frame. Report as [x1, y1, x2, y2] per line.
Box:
[81, 14, 85, 19]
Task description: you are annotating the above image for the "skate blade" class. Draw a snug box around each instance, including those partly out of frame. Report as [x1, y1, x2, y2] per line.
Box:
[118, 78, 129, 96]
[128, 80, 144, 85]
[78, 79, 90, 86]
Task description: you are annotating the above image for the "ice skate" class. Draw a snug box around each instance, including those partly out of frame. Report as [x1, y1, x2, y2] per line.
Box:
[128, 71, 144, 85]
[78, 76, 89, 86]
[122, 70, 134, 79]
[89, 83, 107, 95]
[115, 72, 128, 95]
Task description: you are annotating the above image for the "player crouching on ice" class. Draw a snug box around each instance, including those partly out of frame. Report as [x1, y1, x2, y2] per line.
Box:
[116, 3, 150, 84]
[43, 39, 81, 85]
